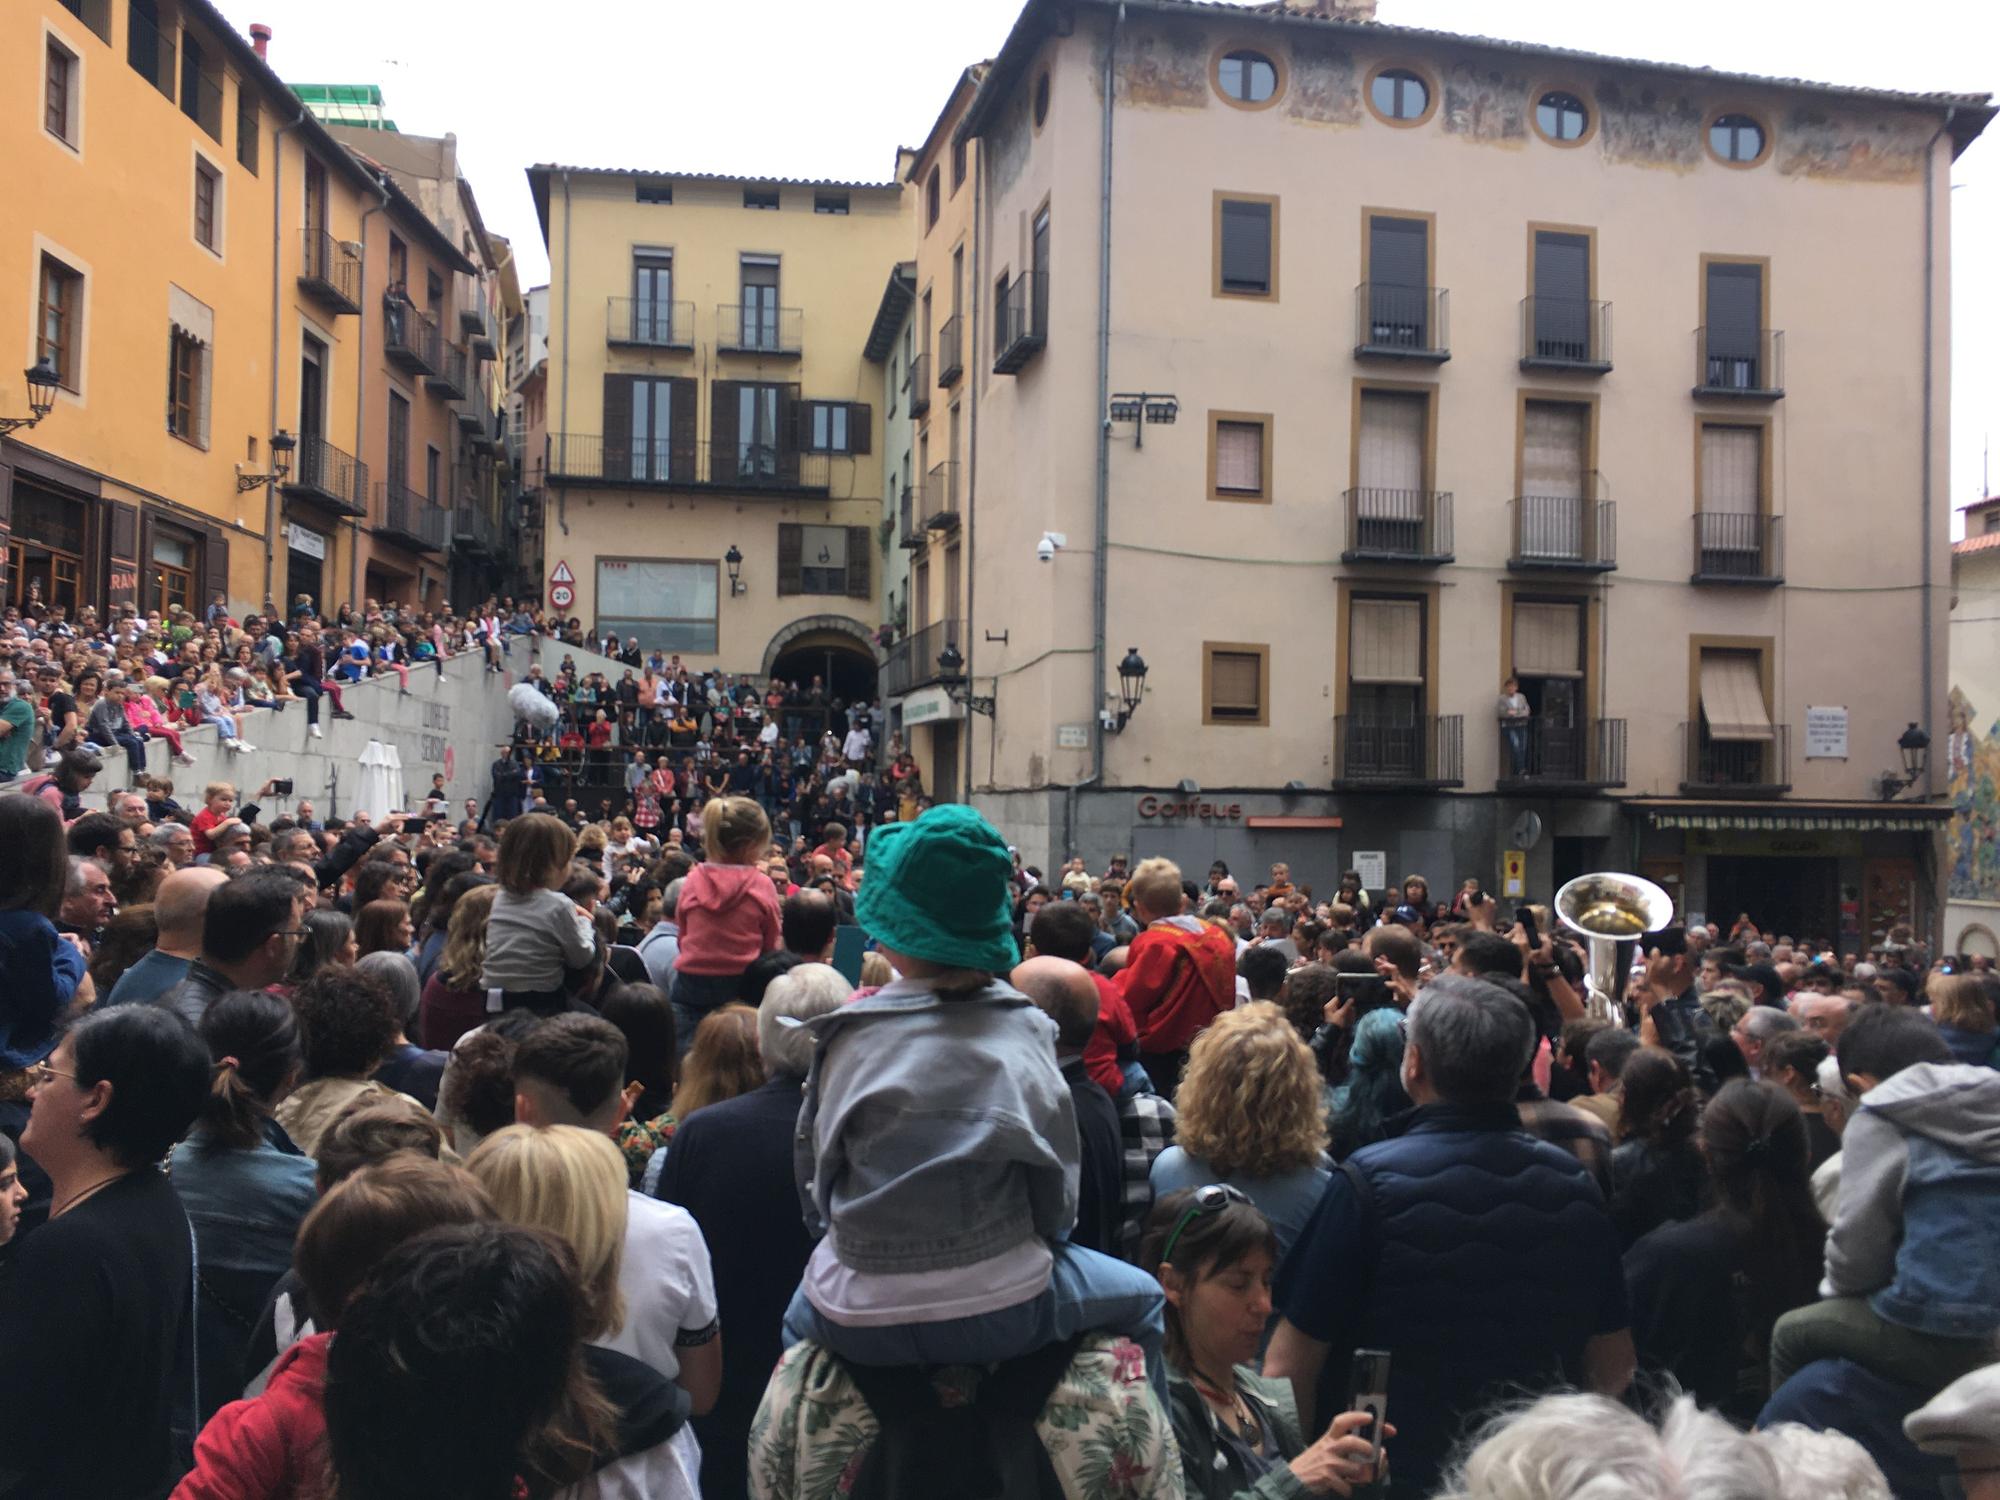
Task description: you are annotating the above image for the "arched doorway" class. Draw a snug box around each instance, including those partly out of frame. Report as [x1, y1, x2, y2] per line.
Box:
[762, 615, 880, 704]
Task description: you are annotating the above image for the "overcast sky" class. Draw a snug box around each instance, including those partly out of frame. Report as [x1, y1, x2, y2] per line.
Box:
[219, 0, 1997, 512]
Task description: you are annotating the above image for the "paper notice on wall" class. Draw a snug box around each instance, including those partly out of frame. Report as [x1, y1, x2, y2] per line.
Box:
[1354, 851, 1387, 891]
[1805, 706, 1849, 760]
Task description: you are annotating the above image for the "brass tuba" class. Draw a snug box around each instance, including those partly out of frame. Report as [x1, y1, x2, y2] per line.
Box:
[1554, 873, 1676, 1021]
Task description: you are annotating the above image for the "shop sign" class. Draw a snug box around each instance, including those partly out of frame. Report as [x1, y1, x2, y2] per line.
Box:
[1056, 724, 1090, 749]
[1136, 795, 1242, 822]
[1805, 706, 1849, 760]
[287, 524, 326, 560]
[901, 686, 961, 726]
[1687, 829, 1863, 858]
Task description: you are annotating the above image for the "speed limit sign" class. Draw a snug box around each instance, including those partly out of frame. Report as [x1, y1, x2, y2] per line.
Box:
[550, 583, 574, 609]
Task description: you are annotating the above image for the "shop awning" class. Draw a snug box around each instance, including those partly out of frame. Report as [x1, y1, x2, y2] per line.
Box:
[1699, 654, 1773, 742]
[1631, 799, 1953, 833]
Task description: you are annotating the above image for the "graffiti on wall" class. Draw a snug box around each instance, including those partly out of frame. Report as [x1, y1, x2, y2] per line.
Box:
[1945, 686, 2000, 901]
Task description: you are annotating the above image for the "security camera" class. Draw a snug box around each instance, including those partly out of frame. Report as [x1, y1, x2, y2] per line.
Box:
[1037, 531, 1067, 563]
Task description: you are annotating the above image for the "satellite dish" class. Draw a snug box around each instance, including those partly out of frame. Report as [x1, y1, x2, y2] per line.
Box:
[1509, 810, 1544, 850]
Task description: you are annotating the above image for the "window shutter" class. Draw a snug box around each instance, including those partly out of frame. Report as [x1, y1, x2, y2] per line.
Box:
[1209, 651, 1262, 717]
[1700, 426, 1761, 513]
[1369, 216, 1427, 286]
[602, 374, 633, 481]
[1356, 392, 1425, 512]
[668, 376, 698, 475]
[1219, 201, 1271, 293]
[1707, 263, 1761, 332]
[847, 402, 872, 455]
[710, 380, 740, 482]
[777, 523, 802, 596]
[1348, 598, 1423, 684]
[200, 525, 230, 614]
[108, 502, 139, 614]
[1533, 231, 1588, 304]
[1215, 422, 1263, 493]
[1512, 601, 1582, 679]
[1699, 652, 1774, 742]
[779, 383, 803, 485]
[1521, 401, 1587, 498]
[845, 526, 872, 599]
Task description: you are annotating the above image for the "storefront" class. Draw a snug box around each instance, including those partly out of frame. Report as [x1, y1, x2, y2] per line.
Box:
[6, 477, 91, 617]
[285, 522, 328, 616]
[1631, 801, 1950, 953]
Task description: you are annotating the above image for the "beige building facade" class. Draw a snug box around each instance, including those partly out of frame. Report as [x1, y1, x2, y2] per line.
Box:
[947, 0, 1986, 938]
[529, 166, 911, 699]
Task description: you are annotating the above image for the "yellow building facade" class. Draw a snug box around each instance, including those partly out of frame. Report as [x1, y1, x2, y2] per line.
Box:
[529, 165, 911, 696]
[5, 0, 502, 624]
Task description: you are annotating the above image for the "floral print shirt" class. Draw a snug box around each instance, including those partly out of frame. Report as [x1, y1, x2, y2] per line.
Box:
[748, 1333, 1184, 1500]
[615, 1111, 676, 1188]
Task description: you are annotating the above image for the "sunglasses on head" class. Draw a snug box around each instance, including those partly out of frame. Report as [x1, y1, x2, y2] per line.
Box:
[1159, 1183, 1252, 1266]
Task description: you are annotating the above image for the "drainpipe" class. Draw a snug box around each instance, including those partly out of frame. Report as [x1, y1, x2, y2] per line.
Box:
[964, 126, 983, 804]
[352, 170, 392, 609]
[263, 101, 308, 607]
[1919, 106, 1955, 801]
[1067, 1, 1122, 859]
[556, 169, 573, 538]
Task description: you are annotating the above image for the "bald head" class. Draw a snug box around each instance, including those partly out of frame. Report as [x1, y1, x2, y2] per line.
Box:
[154, 865, 229, 953]
[1010, 956, 1100, 1053]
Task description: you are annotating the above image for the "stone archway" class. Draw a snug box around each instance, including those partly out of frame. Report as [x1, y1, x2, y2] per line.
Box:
[760, 614, 881, 677]
[1956, 922, 1999, 960]
[761, 615, 881, 703]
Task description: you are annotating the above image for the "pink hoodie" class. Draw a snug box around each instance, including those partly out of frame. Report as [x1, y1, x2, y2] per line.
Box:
[673, 860, 783, 976]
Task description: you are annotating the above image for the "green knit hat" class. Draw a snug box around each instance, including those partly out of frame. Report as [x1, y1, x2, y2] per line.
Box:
[855, 804, 1017, 973]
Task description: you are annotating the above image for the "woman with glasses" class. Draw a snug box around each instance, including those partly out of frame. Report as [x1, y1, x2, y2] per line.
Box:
[1141, 1186, 1388, 1498]
[0, 1005, 211, 1499]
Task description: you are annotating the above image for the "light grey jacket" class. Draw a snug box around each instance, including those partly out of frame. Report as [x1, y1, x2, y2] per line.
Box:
[795, 974, 1078, 1274]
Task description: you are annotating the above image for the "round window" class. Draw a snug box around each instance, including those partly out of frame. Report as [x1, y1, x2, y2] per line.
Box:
[1218, 50, 1278, 105]
[1536, 90, 1588, 143]
[1033, 72, 1051, 129]
[1709, 112, 1766, 164]
[1370, 67, 1430, 122]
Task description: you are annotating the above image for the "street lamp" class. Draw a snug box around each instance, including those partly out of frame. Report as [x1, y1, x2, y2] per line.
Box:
[1106, 391, 1179, 448]
[0, 359, 61, 436]
[1105, 646, 1148, 733]
[936, 642, 995, 717]
[1878, 722, 1932, 800]
[235, 430, 296, 492]
[725, 544, 745, 596]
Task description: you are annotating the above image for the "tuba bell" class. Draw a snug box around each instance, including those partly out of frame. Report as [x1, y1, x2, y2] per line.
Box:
[1554, 873, 1676, 1021]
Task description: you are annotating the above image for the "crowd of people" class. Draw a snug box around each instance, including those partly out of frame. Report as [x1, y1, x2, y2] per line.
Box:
[3, 585, 1999, 1499]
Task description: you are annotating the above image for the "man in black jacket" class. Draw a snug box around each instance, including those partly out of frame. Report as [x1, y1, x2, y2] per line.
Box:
[1633, 925, 1719, 1092]
[1012, 957, 1122, 1257]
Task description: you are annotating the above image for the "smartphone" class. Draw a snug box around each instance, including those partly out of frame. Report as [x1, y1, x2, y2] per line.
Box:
[1333, 972, 1375, 1009]
[1348, 1348, 1391, 1469]
[272, 778, 294, 796]
[1516, 905, 1540, 950]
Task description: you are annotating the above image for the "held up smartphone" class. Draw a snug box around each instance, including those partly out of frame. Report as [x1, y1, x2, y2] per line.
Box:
[1334, 972, 1374, 1002]
[1348, 1348, 1392, 1469]
[271, 778, 294, 796]
[1516, 905, 1540, 950]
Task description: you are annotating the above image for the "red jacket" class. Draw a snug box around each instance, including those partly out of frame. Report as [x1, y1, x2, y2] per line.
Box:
[173, 1331, 330, 1500]
[1115, 917, 1238, 1055]
[1082, 974, 1137, 1095]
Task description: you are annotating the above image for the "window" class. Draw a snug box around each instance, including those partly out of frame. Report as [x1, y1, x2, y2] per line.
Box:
[1033, 71, 1050, 129]
[596, 559, 717, 652]
[735, 383, 783, 476]
[1510, 598, 1584, 725]
[636, 180, 673, 204]
[1702, 259, 1767, 389]
[1708, 112, 1768, 166]
[952, 137, 967, 191]
[1215, 49, 1280, 107]
[37, 254, 82, 390]
[425, 447, 441, 502]
[798, 525, 849, 593]
[193, 158, 221, 251]
[425, 270, 444, 312]
[45, 37, 77, 146]
[806, 401, 866, 454]
[387, 391, 410, 486]
[58, 0, 111, 42]
[1353, 390, 1431, 551]
[179, 32, 222, 141]
[1695, 647, 1776, 787]
[632, 252, 674, 342]
[127, 0, 172, 98]
[1215, 194, 1276, 298]
[1203, 644, 1269, 726]
[743, 186, 780, 210]
[1529, 228, 1594, 361]
[235, 86, 257, 173]
[926, 167, 941, 230]
[151, 529, 194, 617]
[739, 257, 780, 350]
[1366, 65, 1433, 125]
[1533, 90, 1590, 144]
[1517, 400, 1591, 560]
[1363, 212, 1433, 350]
[888, 353, 898, 417]
[1346, 595, 1427, 747]
[1208, 414, 1271, 503]
[167, 329, 207, 445]
[814, 191, 849, 215]
[628, 377, 678, 481]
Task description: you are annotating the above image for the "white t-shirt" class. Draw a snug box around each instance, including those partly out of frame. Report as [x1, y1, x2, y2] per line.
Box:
[597, 1192, 719, 1383]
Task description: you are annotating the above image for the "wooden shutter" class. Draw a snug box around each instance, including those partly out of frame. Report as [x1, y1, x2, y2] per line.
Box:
[847, 401, 872, 455]
[778, 383, 803, 485]
[1209, 650, 1262, 718]
[776, 522, 802, 596]
[1513, 601, 1582, 679]
[1215, 421, 1263, 493]
[845, 525, 872, 599]
[107, 501, 139, 614]
[710, 380, 740, 482]
[1348, 598, 1423, 684]
[1700, 425, 1761, 513]
[668, 376, 698, 474]
[1220, 201, 1271, 293]
[137, 508, 155, 615]
[601, 373, 633, 481]
[200, 525, 230, 613]
[1369, 215, 1427, 286]
[1700, 651, 1773, 742]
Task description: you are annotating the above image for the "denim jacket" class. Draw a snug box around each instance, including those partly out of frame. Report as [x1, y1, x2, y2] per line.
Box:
[796, 974, 1078, 1275]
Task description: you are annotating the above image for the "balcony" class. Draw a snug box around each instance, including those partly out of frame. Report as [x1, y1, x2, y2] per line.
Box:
[546, 434, 830, 496]
[1520, 297, 1611, 373]
[384, 305, 440, 377]
[607, 297, 694, 351]
[1354, 283, 1450, 363]
[906, 352, 932, 419]
[1333, 715, 1465, 789]
[473, 407, 508, 458]
[1694, 328, 1785, 400]
[126, 4, 176, 99]
[1682, 722, 1791, 797]
[1509, 494, 1616, 572]
[937, 313, 965, 386]
[1341, 489, 1454, 565]
[281, 435, 368, 517]
[461, 301, 498, 360]
[898, 485, 921, 548]
[376, 481, 446, 553]
[454, 400, 484, 435]
[716, 303, 802, 357]
[922, 461, 961, 531]
[452, 499, 501, 556]
[883, 619, 963, 699]
[993, 271, 1047, 375]
[424, 344, 470, 401]
[183, 68, 223, 142]
[297, 229, 362, 316]
[1498, 718, 1627, 792]
[1691, 513, 1783, 586]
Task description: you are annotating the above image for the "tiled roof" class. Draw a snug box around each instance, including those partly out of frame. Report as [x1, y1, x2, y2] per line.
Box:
[1954, 532, 2000, 555]
[527, 165, 900, 192]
